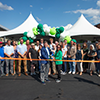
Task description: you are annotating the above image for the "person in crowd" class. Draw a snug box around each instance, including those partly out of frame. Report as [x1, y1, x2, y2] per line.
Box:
[55, 41, 59, 48]
[88, 44, 97, 76]
[61, 42, 67, 75]
[54, 44, 62, 83]
[96, 44, 100, 77]
[95, 41, 98, 73]
[82, 42, 89, 73]
[17, 39, 28, 76]
[49, 38, 55, 75]
[40, 38, 44, 46]
[0, 41, 5, 77]
[12, 40, 18, 75]
[35, 41, 40, 51]
[64, 40, 68, 48]
[26, 40, 31, 73]
[76, 44, 83, 75]
[67, 40, 77, 74]
[29, 43, 37, 75]
[49, 38, 55, 50]
[98, 39, 100, 44]
[60, 41, 63, 48]
[4, 40, 14, 76]
[95, 41, 98, 50]
[51, 44, 57, 75]
[40, 41, 52, 85]
[38, 45, 43, 72]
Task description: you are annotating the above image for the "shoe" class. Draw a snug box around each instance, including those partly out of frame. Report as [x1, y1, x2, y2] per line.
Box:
[25, 72, 28, 76]
[72, 72, 75, 75]
[53, 73, 55, 75]
[11, 73, 14, 76]
[42, 81, 46, 85]
[18, 73, 21, 77]
[33, 72, 36, 75]
[5, 74, 9, 76]
[1, 73, 5, 77]
[98, 74, 100, 77]
[56, 79, 61, 83]
[30, 73, 33, 76]
[68, 71, 72, 74]
[46, 79, 51, 82]
[61, 71, 64, 75]
[62, 72, 66, 75]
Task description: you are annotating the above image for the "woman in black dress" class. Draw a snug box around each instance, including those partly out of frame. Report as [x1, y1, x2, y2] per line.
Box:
[29, 43, 37, 75]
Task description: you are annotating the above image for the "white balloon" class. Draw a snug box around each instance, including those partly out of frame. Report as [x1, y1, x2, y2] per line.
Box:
[43, 24, 48, 28]
[34, 36, 36, 39]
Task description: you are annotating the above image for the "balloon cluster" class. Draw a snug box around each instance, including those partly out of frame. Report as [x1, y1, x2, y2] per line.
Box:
[33, 24, 64, 39]
[20, 24, 65, 45]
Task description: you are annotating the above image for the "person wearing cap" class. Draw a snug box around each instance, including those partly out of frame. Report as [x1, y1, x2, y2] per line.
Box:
[17, 39, 28, 76]
[67, 40, 77, 74]
[0, 41, 5, 77]
[29, 43, 37, 75]
[4, 40, 14, 76]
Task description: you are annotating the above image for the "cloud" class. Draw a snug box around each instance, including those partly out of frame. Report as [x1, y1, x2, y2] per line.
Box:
[30, 5, 33, 7]
[36, 17, 41, 21]
[41, 8, 43, 10]
[0, 2, 14, 10]
[97, 0, 100, 7]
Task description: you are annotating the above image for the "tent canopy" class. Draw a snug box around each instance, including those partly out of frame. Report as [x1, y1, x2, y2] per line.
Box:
[0, 13, 39, 37]
[61, 14, 100, 37]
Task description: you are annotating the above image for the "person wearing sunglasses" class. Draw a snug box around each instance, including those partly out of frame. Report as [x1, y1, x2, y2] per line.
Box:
[54, 44, 62, 83]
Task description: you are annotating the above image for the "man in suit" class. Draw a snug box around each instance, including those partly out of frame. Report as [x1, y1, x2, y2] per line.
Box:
[40, 41, 51, 85]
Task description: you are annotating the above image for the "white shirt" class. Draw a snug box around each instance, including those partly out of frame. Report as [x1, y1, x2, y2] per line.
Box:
[62, 47, 67, 58]
[35, 45, 39, 51]
[4, 45, 14, 55]
[50, 43, 55, 50]
[46, 47, 50, 58]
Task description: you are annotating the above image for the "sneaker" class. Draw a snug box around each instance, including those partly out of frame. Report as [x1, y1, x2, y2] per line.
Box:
[46, 79, 51, 82]
[11, 73, 14, 76]
[98, 74, 100, 77]
[62, 72, 66, 75]
[56, 79, 61, 83]
[5, 74, 9, 76]
[30, 73, 33, 76]
[1, 73, 5, 77]
[68, 71, 72, 74]
[72, 72, 75, 75]
[33, 72, 36, 75]
[61, 71, 64, 75]
[41, 81, 46, 85]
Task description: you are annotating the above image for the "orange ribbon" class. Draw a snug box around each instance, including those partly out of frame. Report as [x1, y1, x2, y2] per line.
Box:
[0, 57, 100, 63]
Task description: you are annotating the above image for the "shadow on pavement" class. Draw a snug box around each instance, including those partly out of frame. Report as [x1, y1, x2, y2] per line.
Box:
[74, 77, 100, 86]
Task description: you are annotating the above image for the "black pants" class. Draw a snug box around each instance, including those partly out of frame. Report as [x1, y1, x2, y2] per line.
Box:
[56, 64, 62, 80]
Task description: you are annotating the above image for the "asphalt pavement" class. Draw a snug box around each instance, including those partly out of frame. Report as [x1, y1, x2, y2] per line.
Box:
[0, 72, 100, 100]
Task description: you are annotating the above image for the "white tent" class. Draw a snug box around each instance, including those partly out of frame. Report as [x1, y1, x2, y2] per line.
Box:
[61, 14, 100, 37]
[0, 13, 39, 37]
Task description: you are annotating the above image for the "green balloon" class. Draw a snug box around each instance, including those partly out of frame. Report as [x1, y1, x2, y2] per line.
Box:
[55, 33, 60, 39]
[37, 24, 43, 29]
[23, 42, 26, 45]
[22, 36, 27, 41]
[64, 36, 71, 43]
[18, 41, 20, 45]
[50, 28, 56, 35]
[23, 32, 28, 37]
[59, 27, 64, 33]
[32, 27, 38, 35]
[30, 39, 34, 43]
[40, 32, 45, 36]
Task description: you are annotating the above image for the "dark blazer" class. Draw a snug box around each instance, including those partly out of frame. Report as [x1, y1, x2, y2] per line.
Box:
[41, 46, 51, 64]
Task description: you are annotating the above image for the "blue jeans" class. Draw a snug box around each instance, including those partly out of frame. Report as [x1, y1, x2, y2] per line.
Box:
[62, 57, 67, 72]
[68, 58, 76, 72]
[39, 61, 41, 72]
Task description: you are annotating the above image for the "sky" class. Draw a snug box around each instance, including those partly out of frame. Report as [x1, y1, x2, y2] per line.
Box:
[0, 0, 100, 30]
